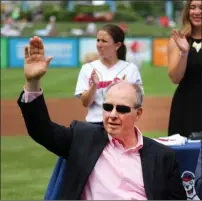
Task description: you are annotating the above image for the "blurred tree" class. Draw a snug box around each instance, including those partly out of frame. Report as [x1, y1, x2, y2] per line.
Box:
[60, 0, 69, 8]
[173, 0, 184, 18]
[130, 0, 165, 18]
[130, 0, 183, 19]
[173, 1, 184, 11]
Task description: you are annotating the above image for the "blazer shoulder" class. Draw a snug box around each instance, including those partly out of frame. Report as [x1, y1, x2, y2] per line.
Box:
[143, 136, 175, 156]
[70, 120, 105, 136]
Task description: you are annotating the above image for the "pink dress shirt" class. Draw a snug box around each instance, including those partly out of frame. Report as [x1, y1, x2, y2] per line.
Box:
[81, 128, 146, 200]
[23, 88, 147, 200]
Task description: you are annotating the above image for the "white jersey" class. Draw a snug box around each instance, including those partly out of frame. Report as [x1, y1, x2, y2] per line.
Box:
[74, 59, 143, 122]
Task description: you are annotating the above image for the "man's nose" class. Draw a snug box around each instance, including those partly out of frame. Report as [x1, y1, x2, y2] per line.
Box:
[109, 107, 118, 118]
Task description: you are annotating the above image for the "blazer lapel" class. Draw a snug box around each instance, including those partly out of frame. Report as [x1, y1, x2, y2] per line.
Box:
[77, 128, 109, 199]
[140, 137, 155, 200]
[85, 128, 109, 175]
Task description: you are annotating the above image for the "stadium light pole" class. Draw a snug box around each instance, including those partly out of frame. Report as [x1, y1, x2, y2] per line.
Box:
[67, 1, 74, 11]
[105, 0, 116, 13]
[165, 0, 173, 21]
[21, 0, 28, 12]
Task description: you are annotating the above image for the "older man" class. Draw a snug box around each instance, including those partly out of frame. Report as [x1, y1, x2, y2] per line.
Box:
[195, 143, 202, 199]
[18, 36, 186, 200]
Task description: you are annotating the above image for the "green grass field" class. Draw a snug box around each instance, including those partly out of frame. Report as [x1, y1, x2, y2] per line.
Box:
[1, 64, 175, 200]
[21, 22, 174, 37]
[1, 63, 176, 100]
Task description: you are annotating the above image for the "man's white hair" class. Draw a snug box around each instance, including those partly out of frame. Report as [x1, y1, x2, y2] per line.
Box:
[104, 80, 144, 109]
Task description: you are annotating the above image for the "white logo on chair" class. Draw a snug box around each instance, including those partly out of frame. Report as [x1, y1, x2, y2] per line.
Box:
[181, 171, 200, 200]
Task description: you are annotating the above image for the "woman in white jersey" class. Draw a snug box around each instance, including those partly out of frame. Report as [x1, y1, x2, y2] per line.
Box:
[75, 24, 143, 125]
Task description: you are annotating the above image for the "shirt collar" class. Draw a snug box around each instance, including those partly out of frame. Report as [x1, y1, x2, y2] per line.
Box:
[108, 126, 143, 152]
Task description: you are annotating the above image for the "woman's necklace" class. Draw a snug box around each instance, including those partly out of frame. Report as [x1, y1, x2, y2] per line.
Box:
[192, 41, 202, 53]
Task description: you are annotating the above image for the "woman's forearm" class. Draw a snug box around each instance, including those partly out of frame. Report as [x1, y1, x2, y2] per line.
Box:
[80, 84, 97, 107]
[168, 51, 189, 84]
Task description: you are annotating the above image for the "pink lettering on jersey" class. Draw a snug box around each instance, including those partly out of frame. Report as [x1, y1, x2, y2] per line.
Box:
[95, 77, 121, 89]
[88, 77, 123, 89]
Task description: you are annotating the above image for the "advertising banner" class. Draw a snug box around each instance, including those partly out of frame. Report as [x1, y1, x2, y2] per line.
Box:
[9, 37, 79, 68]
[152, 38, 169, 67]
[79, 37, 152, 68]
[1, 37, 8, 69]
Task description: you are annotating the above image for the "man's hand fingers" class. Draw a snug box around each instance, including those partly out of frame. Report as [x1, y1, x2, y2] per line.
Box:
[38, 37, 44, 55]
[24, 45, 29, 59]
[39, 49, 44, 55]
[30, 46, 35, 55]
[30, 36, 41, 55]
[33, 37, 40, 54]
[45, 56, 53, 66]
[29, 38, 35, 55]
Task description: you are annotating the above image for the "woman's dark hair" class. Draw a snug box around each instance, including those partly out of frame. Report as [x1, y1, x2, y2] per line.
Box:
[99, 24, 126, 60]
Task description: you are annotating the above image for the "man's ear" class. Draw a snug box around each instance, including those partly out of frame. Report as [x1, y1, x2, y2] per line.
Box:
[136, 107, 143, 121]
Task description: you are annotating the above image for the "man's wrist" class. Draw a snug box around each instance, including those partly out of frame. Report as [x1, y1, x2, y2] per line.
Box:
[25, 80, 41, 92]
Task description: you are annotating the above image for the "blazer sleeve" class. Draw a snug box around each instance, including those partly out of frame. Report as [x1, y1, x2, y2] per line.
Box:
[17, 91, 75, 159]
[195, 146, 202, 200]
[166, 151, 187, 200]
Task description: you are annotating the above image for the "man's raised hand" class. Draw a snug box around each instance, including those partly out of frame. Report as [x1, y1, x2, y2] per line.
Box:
[24, 36, 53, 81]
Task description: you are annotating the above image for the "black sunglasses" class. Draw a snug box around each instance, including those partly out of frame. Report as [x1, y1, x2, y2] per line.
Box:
[103, 103, 140, 114]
